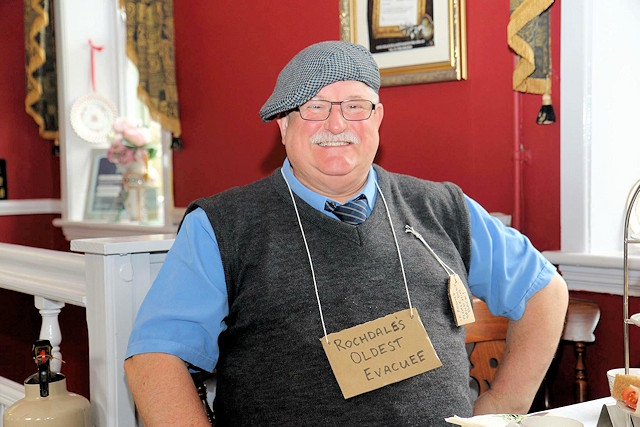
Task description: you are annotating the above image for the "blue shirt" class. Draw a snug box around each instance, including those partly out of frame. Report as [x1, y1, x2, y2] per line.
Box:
[126, 159, 555, 372]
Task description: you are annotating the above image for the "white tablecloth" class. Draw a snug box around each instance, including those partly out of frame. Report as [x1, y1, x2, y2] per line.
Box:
[545, 397, 628, 427]
[447, 397, 631, 427]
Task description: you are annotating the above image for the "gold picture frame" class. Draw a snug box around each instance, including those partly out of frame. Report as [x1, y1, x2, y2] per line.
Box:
[340, 0, 467, 87]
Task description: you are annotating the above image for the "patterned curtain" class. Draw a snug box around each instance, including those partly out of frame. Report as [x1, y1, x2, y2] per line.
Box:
[120, 0, 182, 137]
[508, 0, 555, 124]
[24, 0, 59, 144]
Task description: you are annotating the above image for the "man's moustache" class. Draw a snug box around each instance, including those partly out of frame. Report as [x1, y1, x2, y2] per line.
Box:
[310, 132, 360, 145]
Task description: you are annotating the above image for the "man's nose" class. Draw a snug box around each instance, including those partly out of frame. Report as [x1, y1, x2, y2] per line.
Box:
[324, 104, 347, 132]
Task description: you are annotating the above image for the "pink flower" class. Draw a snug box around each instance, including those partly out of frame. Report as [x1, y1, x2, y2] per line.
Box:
[107, 139, 136, 165]
[123, 127, 151, 147]
[106, 117, 159, 167]
[112, 117, 139, 133]
[107, 139, 124, 161]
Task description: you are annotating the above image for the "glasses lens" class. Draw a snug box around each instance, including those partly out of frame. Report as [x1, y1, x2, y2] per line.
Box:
[299, 101, 331, 121]
[341, 100, 373, 121]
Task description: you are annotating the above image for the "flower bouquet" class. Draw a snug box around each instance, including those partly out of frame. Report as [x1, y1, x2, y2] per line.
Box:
[107, 117, 160, 167]
[106, 117, 162, 222]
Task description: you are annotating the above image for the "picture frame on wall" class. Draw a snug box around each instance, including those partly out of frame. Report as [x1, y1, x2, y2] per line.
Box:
[84, 149, 124, 221]
[340, 0, 467, 87]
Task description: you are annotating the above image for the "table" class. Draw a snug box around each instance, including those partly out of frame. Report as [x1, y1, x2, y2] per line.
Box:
[542, 397, 612, 425]
[543, 397, 636, 427]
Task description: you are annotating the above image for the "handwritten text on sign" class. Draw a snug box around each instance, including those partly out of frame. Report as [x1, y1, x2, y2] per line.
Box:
[321, 308, 442, 399]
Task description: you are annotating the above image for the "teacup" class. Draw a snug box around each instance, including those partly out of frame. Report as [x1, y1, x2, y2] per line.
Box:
[607, 367, 640, 393]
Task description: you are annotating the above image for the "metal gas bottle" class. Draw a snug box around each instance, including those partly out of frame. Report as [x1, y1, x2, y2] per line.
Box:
[3, 340, 91, 427]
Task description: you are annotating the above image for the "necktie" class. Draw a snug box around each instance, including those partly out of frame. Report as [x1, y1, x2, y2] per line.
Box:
[325, 195, 370, 225]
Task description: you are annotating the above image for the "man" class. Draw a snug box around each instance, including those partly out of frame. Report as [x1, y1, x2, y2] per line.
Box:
[125, 41, 568, 425]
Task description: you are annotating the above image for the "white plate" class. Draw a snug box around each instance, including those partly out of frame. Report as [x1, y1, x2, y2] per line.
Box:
[70, 93, 118, 143]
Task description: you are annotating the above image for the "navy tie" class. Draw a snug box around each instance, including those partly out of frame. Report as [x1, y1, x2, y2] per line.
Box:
[325, 195, 370, 225]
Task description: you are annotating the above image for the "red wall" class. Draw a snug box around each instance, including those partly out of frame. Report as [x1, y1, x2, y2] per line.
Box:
[8, 0, 628, 411]
[0, 1, 65, 250]
[171, 0, 561, 251]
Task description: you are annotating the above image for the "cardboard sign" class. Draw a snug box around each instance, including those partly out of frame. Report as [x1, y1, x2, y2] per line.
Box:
[321, 308, 442, 399]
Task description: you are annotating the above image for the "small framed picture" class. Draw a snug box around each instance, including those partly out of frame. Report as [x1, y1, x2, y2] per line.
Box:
[84, 149, 124, 221]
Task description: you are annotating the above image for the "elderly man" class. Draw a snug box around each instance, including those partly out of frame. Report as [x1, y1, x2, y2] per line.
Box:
[124, 41, 568, 426]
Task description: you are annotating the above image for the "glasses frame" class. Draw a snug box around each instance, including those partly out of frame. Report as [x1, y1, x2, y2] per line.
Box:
[295, 99, 376, 121]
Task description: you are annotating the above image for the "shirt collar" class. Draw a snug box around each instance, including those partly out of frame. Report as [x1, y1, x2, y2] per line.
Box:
[281, 158, 377, 214]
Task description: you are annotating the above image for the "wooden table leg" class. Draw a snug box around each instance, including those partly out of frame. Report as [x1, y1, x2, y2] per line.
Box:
[574, 341, 588, 403]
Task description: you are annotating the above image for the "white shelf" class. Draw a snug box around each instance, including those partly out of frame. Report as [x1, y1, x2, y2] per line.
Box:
[0, 199, 62, 216]
[53, 218, 179, 241]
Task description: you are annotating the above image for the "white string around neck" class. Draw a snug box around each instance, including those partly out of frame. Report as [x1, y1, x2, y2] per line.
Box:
[280, 170, 413, 343]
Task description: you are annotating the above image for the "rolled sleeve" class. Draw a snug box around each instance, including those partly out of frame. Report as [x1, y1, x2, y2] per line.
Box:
[465, 196, 555, 320]
[125, 208, 228, 372]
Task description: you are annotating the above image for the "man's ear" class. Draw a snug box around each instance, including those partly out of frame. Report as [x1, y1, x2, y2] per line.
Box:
[276, 115, 289, 143]
[373, 102, 384, 129]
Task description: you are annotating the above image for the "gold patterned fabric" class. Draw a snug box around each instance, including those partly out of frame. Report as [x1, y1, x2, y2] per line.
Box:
[507, 0, 554, 95]
[120, 0, 182, 137]
[24, 0, 59, 142]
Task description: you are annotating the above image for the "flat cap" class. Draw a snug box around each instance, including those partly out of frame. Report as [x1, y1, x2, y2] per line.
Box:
[259, 41, 380, 122]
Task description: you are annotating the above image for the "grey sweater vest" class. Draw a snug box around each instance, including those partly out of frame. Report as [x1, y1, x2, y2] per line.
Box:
[188, 165, 473, 426]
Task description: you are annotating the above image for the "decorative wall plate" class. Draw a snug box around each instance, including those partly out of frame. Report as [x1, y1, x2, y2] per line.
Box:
[70, 93, 118, 143]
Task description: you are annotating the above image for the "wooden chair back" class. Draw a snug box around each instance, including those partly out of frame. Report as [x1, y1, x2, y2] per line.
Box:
[465, 297, 509, 395]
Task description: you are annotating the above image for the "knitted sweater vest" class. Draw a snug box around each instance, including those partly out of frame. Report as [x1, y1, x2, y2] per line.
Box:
[188, 165, 473, 426]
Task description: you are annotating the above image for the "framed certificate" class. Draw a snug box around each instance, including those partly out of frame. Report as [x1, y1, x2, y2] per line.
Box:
[340, 0, 467, 86]
[84, 150, 124, 220]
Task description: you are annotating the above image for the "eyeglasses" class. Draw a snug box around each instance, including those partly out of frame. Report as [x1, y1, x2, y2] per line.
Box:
[295, 100, 376, 121]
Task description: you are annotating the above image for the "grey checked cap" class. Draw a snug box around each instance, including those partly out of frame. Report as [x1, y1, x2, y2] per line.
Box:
[259, 41, 380, 122]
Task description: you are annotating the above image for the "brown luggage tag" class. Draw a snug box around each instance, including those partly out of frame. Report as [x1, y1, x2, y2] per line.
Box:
[448, 273, 475, 326]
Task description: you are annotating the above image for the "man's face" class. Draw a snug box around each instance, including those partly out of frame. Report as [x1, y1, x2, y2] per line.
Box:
[276, 80, 384, 201]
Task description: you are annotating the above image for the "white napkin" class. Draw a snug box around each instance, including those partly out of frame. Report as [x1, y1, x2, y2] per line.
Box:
[445, 414, 525, 426]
